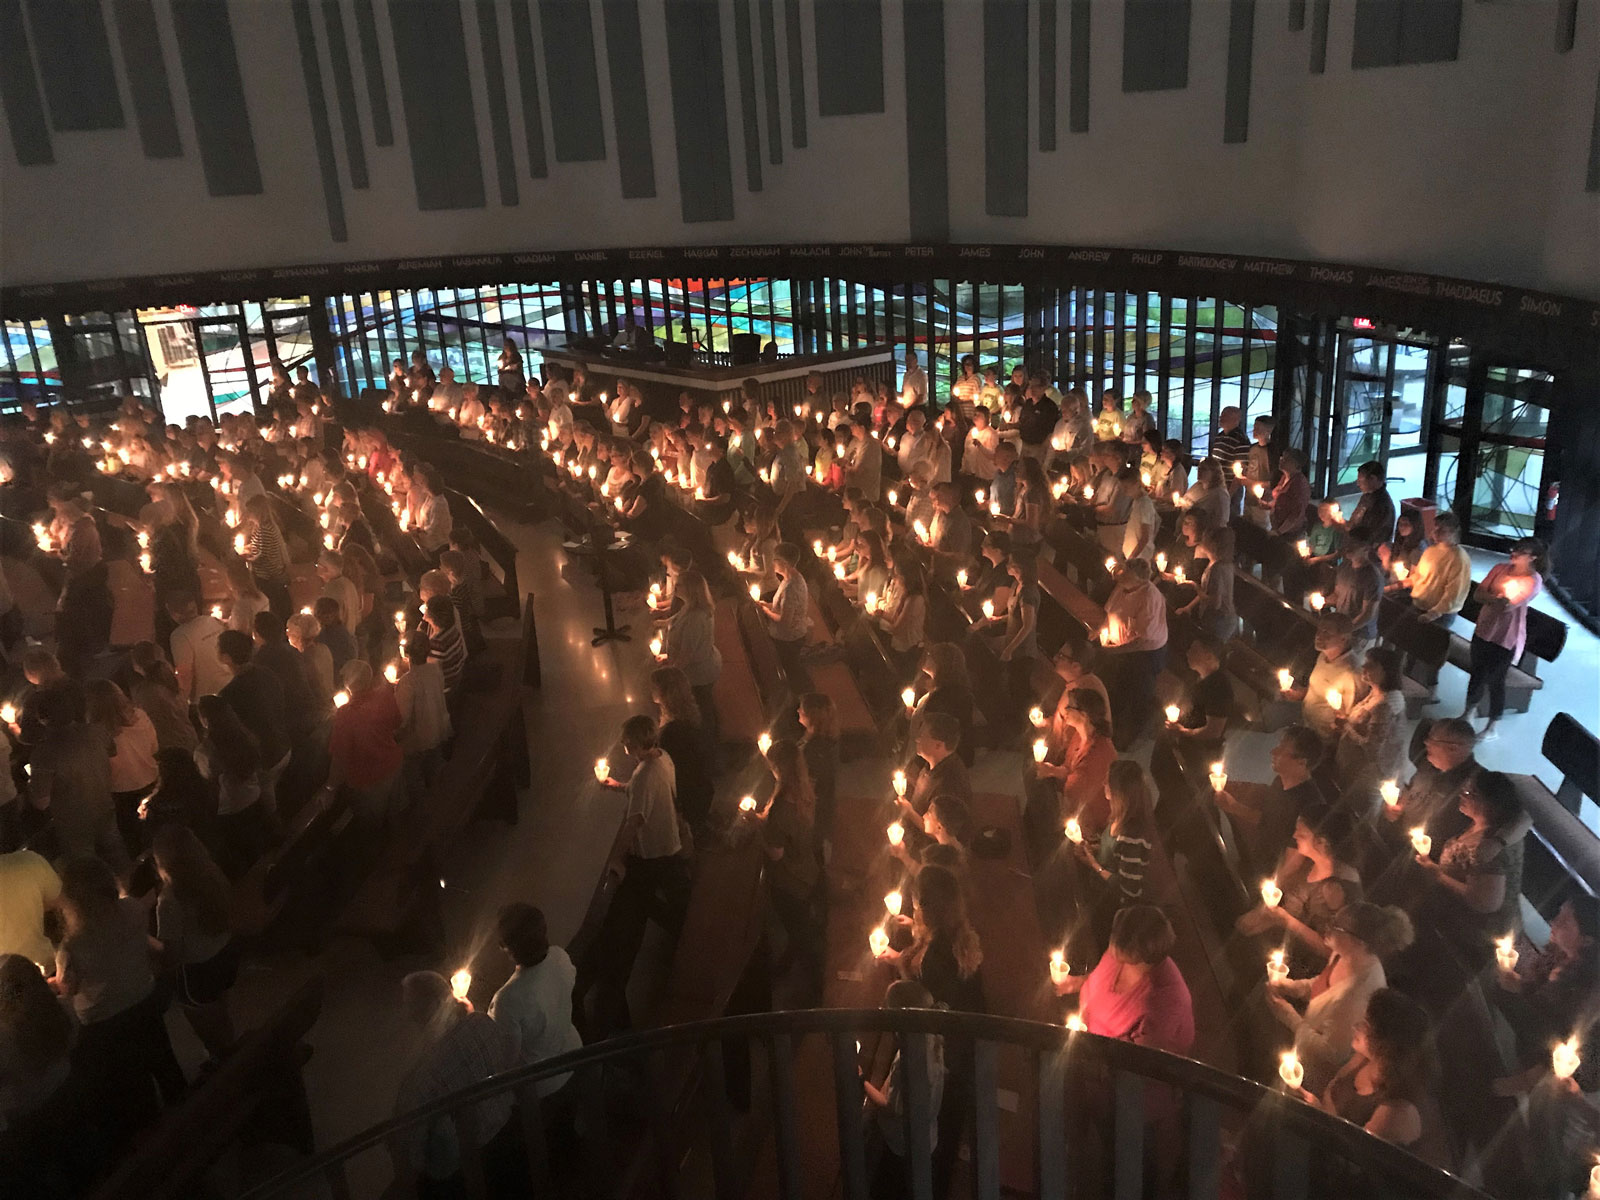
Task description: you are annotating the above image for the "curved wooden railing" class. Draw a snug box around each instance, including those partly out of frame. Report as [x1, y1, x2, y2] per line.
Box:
[242, 1007, 1491, 1200]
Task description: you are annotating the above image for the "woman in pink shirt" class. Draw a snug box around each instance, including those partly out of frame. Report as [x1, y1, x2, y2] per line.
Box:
[1461, 538, 1544, 739]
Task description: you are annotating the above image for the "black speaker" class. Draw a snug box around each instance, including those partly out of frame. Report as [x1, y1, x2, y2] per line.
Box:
[730, 332, 762, 364]
[664, 342, 693, 366]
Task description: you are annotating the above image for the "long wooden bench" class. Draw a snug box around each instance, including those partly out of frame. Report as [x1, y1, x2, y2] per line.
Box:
[1377, 596, 1453, 716]
[230, 783, 353, 943]
[1507, 714, 1600, 925]
[712, 595, 767, 750]
[335, 597, 535, 955]
[86, 978, 323, 1200]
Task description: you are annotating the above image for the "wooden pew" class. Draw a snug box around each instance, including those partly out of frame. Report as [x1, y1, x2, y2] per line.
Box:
[1034, 555, 1106, 651]
[1376, 596, 1452, 716]
[1507, 714, 1600, 921]
[335, 598, 535, 955]
[86, 978, 324, 1200]
[230, 783, 353, 943]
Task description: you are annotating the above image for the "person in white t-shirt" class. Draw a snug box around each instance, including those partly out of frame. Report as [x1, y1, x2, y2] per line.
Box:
[488, 903, 583, 1105]
[900, 351, 928, 409]
[165, 593, 229, 702]
[0, 848, 61, 971]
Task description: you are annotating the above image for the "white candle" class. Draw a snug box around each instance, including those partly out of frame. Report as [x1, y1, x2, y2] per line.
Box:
[901, 686, 916, 711]
[1032, 738, 1048, 764]
[1394, 562, 1410, 582]
[1552, 1036, 1582, 1080]
[1296, 539, 1310, 557]
[139, 550, 153, 573]
[594, 758, 610, 783]
[1064, 817, 1083, 844]
[1065, 1012, 1086, 1032]
[892, 769, 907, 798]
[913, 519, 929, 543]
[1494, 934, 1518, 973]
[1380, 780, 1401, 809]
[1325, 688, 1343, 712]
[1028, 705, 1046, 727]
[887, 489, 898, 506]
[384, 662, 400, 684]
[1081, 484, 1094, 500]
[649, 635, 663, 658]
[1309, 591, 1326, 611]
[749, 583, 762, 602]
[739, 795, 757, 813]
[974, 488, 985, 505]
[0, 703, 16, 725]
[865, 591, 879, 614]
[1164, 704, 1180, 724]
[1173, 565, 1186, 585]
[1232, 462, 1245, 479]
[210, 604, 224, 620]
[1141, 470, 1152, 487]
[450, 969, 472, 1001]
[833, 562, 846, 580]
[1277, 667, 1294, 692]
[1410, 826, 1431, 856]
[1049, 949, 1069, 985]
[1155, 551, 1167, 573]
[1278, 1050, 1304, 1090]
[1104, 556, 1116, 573]
[885, 890, 902, 917]
[988, 498, 1001, 517]
[981, 599, 994, 619]
[869, 927, 890, 958]
[333, 690, 350, 708]
[758, 732, 773, 755]
[234, 533, 247, 555]
[1252, 483, 1265, 499]
[1266, 949, 1289, 985]
[956, 568, 969, 588]
[1328, 502, 1344, 524]
[1261, 878, 1282, 908]
[887, 822, 904, 847]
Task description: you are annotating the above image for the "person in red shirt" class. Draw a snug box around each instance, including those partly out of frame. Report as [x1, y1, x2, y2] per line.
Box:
[1270, 448, 1312, 537]
[328, 660, 403, 822]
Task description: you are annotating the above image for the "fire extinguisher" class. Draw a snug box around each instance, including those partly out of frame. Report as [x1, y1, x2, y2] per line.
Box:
[1545, 482, 1558, 524]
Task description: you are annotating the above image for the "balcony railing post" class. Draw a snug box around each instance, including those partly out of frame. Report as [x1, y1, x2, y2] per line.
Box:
[1036, 1047, 1068, 1198]
[513, 1081, 552, 1195]
[831, 1032, 870, 1200]
[768, 1033, 803, 1200]
[970, 1039, 1000, 1200]
[1187, 1093, 1222, 1200]
[450, 1102, 487, 1200]
[702, 1040, 739, 1200]
[1112, 1070, 1145, 1200]
[902, 1031, 935, 1200]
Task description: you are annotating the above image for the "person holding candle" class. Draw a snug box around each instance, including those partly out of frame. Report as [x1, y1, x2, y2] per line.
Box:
[659, 569, 721, 746]
[1099, 558, 1168, 747]
[860, 978, 948, 1197]
[150, 824, 239, 1060]
[1487, 896, 1600, 1100]
[1391, 511, 1471, 622]
[1173, 526, 1238, 641]
[1284, 614, 1359, 742]
[758, 543, 812, 695]
[1214, 725, 1330, 881]
[1046, 640, 1113, 737]
[288, 612, 337, 708]
[1292, 988, 1452, 1170]
[1236, 806, 1364, 971]
[1149, 635, 1237, 834]
[420, 595, 468, 698]
[1063, 761, 1156, 956]
[1329, 535, 1384, 650]
[901, 643, 976, 770]
[651, 667, 716, 841]
[757, 738, 824, 1000]
[1264, 902, 1413, 1097]
[486, 902, 582, 1145]
[1346, 462, 1397, 548]
[1025, 689, 1116, 870]
[85, 679, 160, 856]
[395, 633, 452, 802]
[1375, 718, 1477, 868]
[876, 551, 928, 680]
[1332, 647, 1408, 814]
[239, 494, 290, 619]
[325, 661, 404, 828]
[798, 692, 841, 852]
[1459, 538, 1545, 740]
[904, 713, 973, 830]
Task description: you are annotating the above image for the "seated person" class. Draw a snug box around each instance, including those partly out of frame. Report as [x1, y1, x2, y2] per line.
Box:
[1213, 724, 1329, 881]
[1235, 805, 1363, 974]
[1489, 895, 1600, 1098]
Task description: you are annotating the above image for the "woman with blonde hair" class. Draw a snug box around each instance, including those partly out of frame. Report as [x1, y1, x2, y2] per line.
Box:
[288, 612, 336, 705]
[662, 567, 721, 740]
[759, 738, 823, 997]
[224, 558, 269, 636]
[86, 678, 160, 854]
[650, 666, 715, 837]
[151, 824, 239, 1058]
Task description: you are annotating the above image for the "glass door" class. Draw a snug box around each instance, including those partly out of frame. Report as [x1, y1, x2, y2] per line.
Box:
[1328, 330, 1397, 495]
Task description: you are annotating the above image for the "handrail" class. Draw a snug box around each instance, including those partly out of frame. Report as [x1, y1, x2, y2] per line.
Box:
[244, 1006, 1492, 1200]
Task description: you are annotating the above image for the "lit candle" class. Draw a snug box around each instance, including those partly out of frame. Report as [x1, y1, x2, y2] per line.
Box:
[1326, 688, 1343, 712]
[1495, 933, 1518, 973]
[901, 686, 916, 712]
[887, 821, 904, 847]
[1380, 780, 1402, 809]
[1155, 551, 1167, 573]
[833, 562, 846, 580]
[1209, 762, 1228, 792]
[136, 530, 150, 549]
[727, 550, 744, 570]
[974, 488, 986, 506]
[1394, 562, 1410, 582]
[885, 890, 902, 917]
[139, 551, 152, 573]
[649, 634, 664, 658]
[323, 532, 335, 550]
[749, 583, 761, 602]
[1172, 490, 1182, 505]
[1309, 591, 1326, 611]
[1104, 556, 1116, 573]
[450, 969, 471, 1001]
[1410, 826, 1431, 856]
[1098, 625, 1110, 646]
[827, 545, 838, 563]
[1173, 565, 1186, 585]
[1065, 1012, 1086, 1032]
[1164, 704, 1181, 724]
[981, 599, 995, 619]
[913, 519, 930, 543]
[234, 533, 247, 555]
[956, 568, 969, 588]
[988, 499, 1001, 517]
[1049, 949, 1070, 985]
[892, 769, 907, 797]
[1028, 705, 1045, 727]
[1032, 738, 1048, 764]
[869, 927, 890, 958]
[812, 539, 823, 558]
[1252, 483, 1265, 499]
[1328, 502, 1344, 524]
[1232, 462, 1245, 479]
[384, 662, 400, 684]
[887, 489, 899, 506]
[1589, 1163, 1599, 1199]
[1261, 878, 1283, 908]
[1064, 817, 1083, 844]
[210, 604, 224, 620]
[1277, 667, 1294, 692]
[594, 758, 610, 783]
[1296, 539, 1310, 557]
[333, 689, 350, 708]
[865, 591, 879, 614]
[1266, 949, 1289, 985]
[0, 703, 15, 725]
[758, 732, 773, 755]
[1082, 484, 1094, 500]
[1141, 470, 1152, 487]
[739, 795, 757, 813]
[1552, 1035, 1582, 1080]
[1278, 1050, 1304, 1090]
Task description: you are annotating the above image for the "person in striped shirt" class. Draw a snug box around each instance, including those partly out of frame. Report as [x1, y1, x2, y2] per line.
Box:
[242, 495, 289, 617]
[1069, 759, 1156, 956]
[423, 594, 467, 695]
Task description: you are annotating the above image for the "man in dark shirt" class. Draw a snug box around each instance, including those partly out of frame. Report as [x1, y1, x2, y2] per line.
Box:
[1347, 460, 1396, 547]
[314, 596, 359, 676]
[696, 435, 738, 527]
[1151, 635, 1236, 835]
[1015, 380, 1060, 458]
[1214, 723, 1327, 879]
[217, 630, 291, 807]
[1331, 536, 1385, 647]
[1209, 406, 1252, 516]
[906, 713, 973, 821]
[251, 611, 320, 739]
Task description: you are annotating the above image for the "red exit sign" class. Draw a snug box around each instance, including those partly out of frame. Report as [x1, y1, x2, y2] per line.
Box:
[1351, 317, 1375, 330]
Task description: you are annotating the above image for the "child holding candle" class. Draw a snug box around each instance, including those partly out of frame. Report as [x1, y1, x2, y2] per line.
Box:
[1459, 538, 1545, 740]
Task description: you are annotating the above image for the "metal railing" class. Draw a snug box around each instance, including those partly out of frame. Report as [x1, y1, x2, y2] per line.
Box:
[244, 1007, 1492, 1200]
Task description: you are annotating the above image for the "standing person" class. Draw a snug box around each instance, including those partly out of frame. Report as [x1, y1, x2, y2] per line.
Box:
[85, 680, 159, 856]
[315, 548, 361, 630]
[1214, 725, 1330, 880]
[1460, 539, 1544, 739]
[1330, 536, 1384, 650]
[1393, 511, 1471, 621]
[758, 739, 823, 999]
[1150, 634, 1236, 835]
[395, 635, 452, 799]
[1285, 614, 1360, 743]
[422, 595, 468, 698]
[1347, 462, 1397, 547]
[165, 593, 229, 705]
[1067, 760, 1156, 957]
[899, 350, 928, 409]
[53, 855, 186, 1148]
[487, 903, 582, 1135]
[27, 685, 124, 875]
[1174, 527, 1237, 641]
[1333, 647, 1408, 813]
[0, 848, 61, 971]
[240, 495, 290, 618]
[877, 551, 929, 680]
[1269, 448, 1312, 538]
[798, 692, 840, 852]
[150, 825, 238, 1059]
[1208, 406, 1252, 514]
[195, 694, 269, 877]
[391, 972, 522, 1196]
[288, 612, 336, 706]
[593, 716, 688, 1035]
[650, 667, 715, 839]
[757, 543, 811, 695]
[251, 611, 320, 740]
[660, 569, 721, 746]
[327, 661, 404, 825]
[410, 464, 454, 557]
[861, 979, 948, 1197]
[216, 630, 291, 812]
[313, 596, 359, 678]
[223, 559, 270, 636]
[1099, 559, 1168, 747]
[128, 645, 199, 755]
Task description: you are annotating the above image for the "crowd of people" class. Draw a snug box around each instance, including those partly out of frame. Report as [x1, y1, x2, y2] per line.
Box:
[1, 337, 1594, 1200]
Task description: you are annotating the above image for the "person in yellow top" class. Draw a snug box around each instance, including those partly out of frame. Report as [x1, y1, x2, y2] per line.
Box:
[1392, 512, 1472, 621]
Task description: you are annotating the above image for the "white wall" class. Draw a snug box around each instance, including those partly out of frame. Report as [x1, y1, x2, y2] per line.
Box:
[0, 0, 1595, 299]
